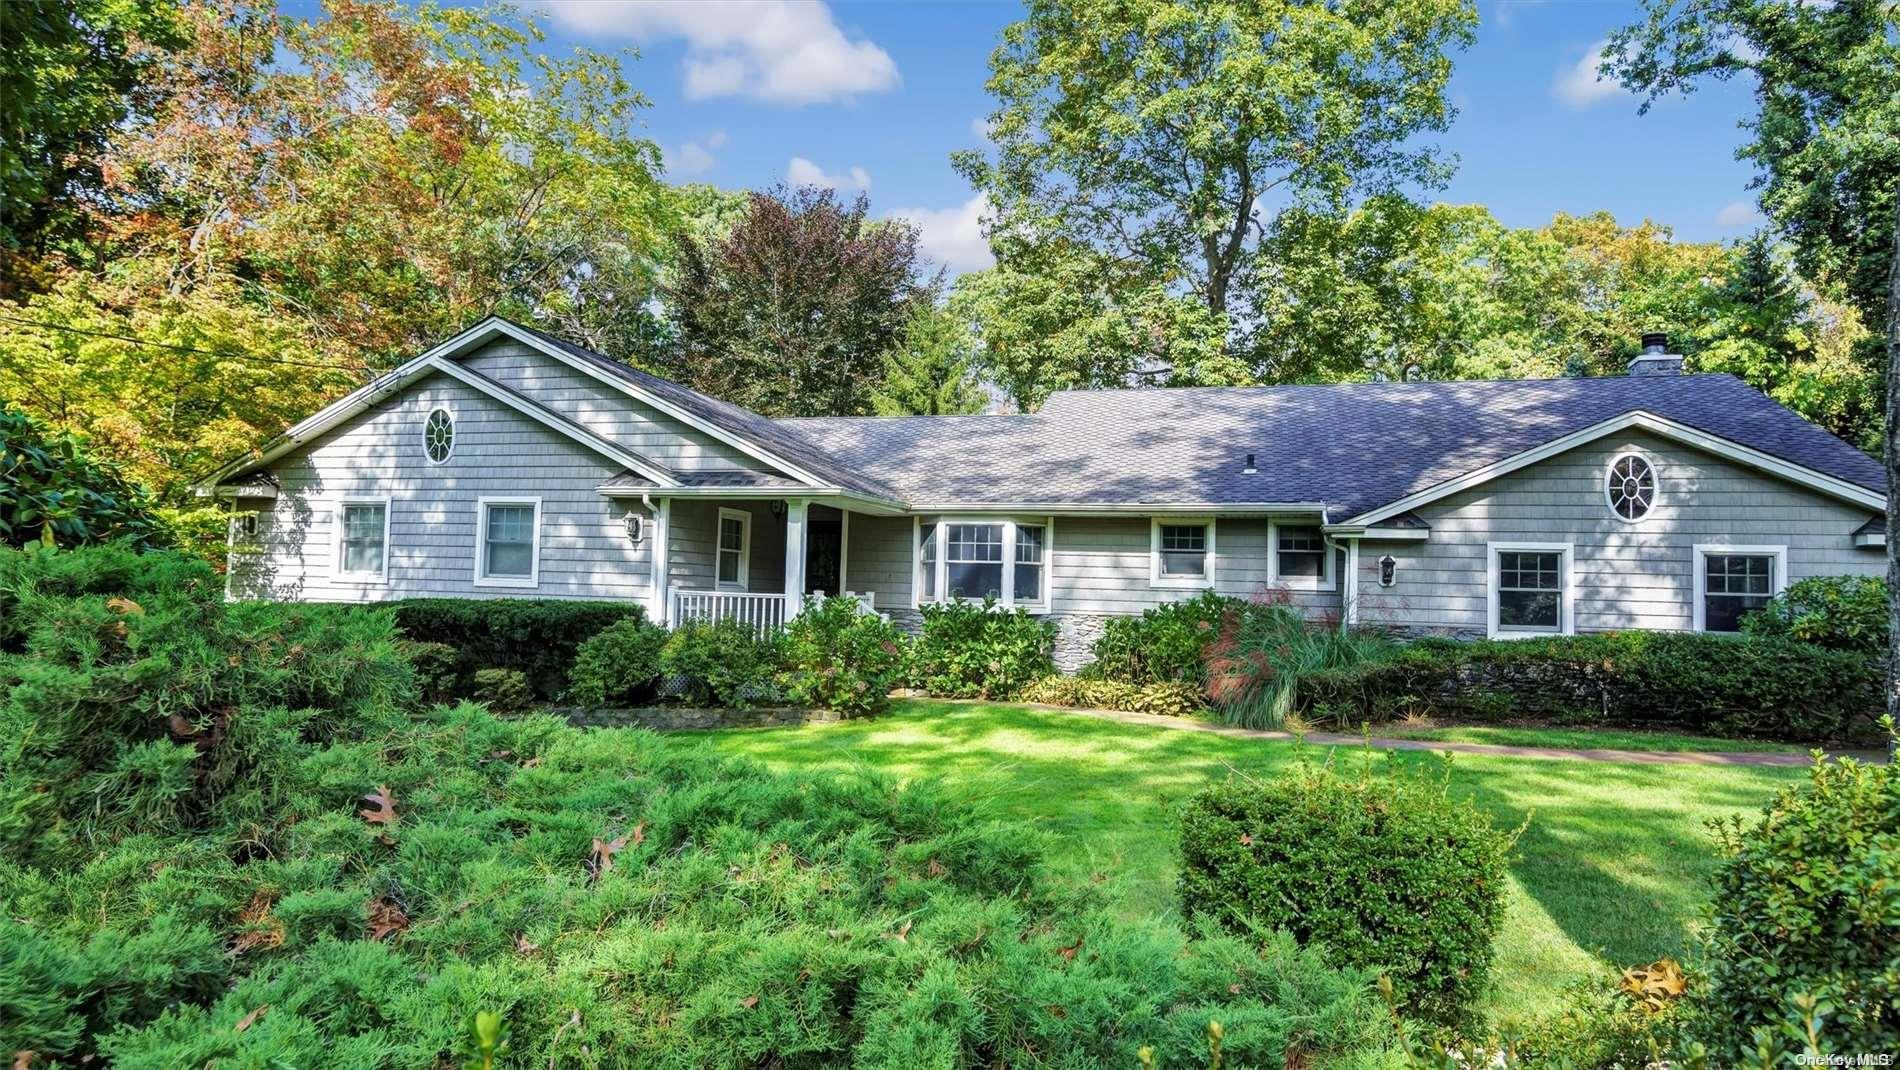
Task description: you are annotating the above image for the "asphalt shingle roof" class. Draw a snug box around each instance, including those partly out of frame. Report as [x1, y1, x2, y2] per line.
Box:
[775, 374, 1884, 519]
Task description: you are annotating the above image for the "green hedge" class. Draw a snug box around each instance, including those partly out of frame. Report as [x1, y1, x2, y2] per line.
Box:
[1297, 631, 1883, 743]
[1179, 759, 1514, 1025]
[1090, 590, 1238, 686]
[909, 599, 1056, 700]
[1741, 574, 1889, 655]
[384, 598, 644, 700]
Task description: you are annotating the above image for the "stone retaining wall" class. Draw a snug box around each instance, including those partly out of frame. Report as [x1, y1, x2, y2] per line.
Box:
[550, 705, 845, 730]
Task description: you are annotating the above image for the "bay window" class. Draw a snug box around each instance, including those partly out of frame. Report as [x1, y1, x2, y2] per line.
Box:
[915, 517, 1052, 609]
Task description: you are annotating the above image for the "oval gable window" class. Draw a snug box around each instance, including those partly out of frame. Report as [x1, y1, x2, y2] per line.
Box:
[1606, 453, 1656, 521]
[423, 408, 454, 464]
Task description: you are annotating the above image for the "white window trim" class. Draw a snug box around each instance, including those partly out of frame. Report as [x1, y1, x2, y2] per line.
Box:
[423, 406, 454, 465]
[333, 496, 392, 585]
[911, 515, 1054, 612]
[1486, 541, 1574, 640]
[1268, 518, 1336, 591]
[1150, 517, 1216, 589]
[474, 496, 542, 589]
[716, 507, 752, 591]
[1604, 451, 1659, 524]
[1691, 543, 1788, 633]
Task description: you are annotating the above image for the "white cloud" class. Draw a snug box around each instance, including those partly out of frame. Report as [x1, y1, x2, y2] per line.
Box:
[889, 194, 993, 275]
[541, 0, 899, 105]
[1552, 38, 1626, 108]
[665, 131, 728, 177]
[1715, 200, 1765, 229]
[787, 156, 870, 191]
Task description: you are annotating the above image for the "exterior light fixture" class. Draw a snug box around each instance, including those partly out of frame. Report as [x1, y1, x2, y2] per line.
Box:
[624, 512, 644, 543]
[1378, 555, 1397, 588]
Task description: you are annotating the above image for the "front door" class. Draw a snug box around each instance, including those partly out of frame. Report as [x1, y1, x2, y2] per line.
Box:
[805, 508, 843, 596]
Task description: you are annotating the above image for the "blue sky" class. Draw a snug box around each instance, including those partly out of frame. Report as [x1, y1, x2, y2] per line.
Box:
[513, 0, 1765, 274]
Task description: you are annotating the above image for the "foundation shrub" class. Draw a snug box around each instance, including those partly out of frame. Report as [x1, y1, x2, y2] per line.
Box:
[1699, 740, 1899, 1055]
[1203, 601, 1399, 730]
[779, 596, 908, 716]
[659, 617, 783, 708]
[384, 598, 643, 700]
[1740, 574, 1889, 655]
[910, 598, 1056, 700]
[469, 668, 531, 713]
[1179, 755, 1514, 1025]
[1296, 632, 1882, 743]
[566, 618, 668, 708]
[1018, 675, 1205, 716]
[0, 546, 1400, 1066]
[1091, 590, 1240, 686]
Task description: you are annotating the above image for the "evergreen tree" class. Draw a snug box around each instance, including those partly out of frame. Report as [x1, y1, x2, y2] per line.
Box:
[871, 306, 988, 416]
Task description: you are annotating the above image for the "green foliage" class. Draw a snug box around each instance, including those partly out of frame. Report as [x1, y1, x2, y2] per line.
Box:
[660, 618, 784, 708]
[660, 185, 935, 417]
[0, 544, 1396, 1066]
[1179, 756, 1514, 1025]
[469, 668, 531, 714]
[779, 596, 909, 716]
[566, 617, 668, 708]
[869, 302, 989, 416]
[1298, 632, 1884, 744]
[910, 599, 1057, 700]
[1018, 675, 1205, 717]
[397, 640, 462, 704]
[1091, 590, 1239, 687]
[1493, 967, 1705, 1070]
[1740, 574, 1889, 654]
[1700, 741, 1900, 1054]
[386, 598, 643, 701]
[0, 405, 167, 551]
[1203, 600, 1400, 730]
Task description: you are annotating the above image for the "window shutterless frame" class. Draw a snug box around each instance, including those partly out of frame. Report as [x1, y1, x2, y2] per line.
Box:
[333, 497, 392, 584]
[473, 496, 541, 589]
[423, 406, 454, 464]
[1605, 451, 1658, 523]
[715, 507, 751, 591]
[1485, 541, 1573, 639]
[912, 515, 1053, 611]
[1150, 517, 1216, 588]
[1267, 519, 1335, 590]
[1692, 544, 1787, 633]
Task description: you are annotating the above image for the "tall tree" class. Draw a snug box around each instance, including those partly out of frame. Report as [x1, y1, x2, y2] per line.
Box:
[957, 0, 1477, 371]
[1608, 0, 1900, 719]
[870, 305, 989, 416]
[0, 0, 183, 291]
[661, 186, 935, 417]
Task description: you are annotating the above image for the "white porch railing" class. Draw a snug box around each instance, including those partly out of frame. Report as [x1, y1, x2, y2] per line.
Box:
[665, 588, 877, 638]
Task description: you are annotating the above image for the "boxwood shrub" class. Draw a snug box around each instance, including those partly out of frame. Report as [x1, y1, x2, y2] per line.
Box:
[909, 599, 1056, 700]
[1701, 741, 1899, 1054]
[1297, 631, 1883, 744]
[1178, 758, 1514, 1025]
[384, 597, 643, 700]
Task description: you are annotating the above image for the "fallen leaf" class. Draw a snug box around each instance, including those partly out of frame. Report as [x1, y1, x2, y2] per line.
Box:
[1228, 984, 1243, 995]
[1056, 937, 1084, 962]
[891, 919, 913, 943]
[1238, 834, 1254, 847]
[1620, 958, 1688, 1013]
[515, 934, 540, 955]
[230, 890, 285, 956]
[234, 1005, 269, 1033]
[13, 1051, 38, 1070]
[106, 597, 143, 616]
[359, 786, 397, 827]
[739, 996, 759, 1009]
[630, 822, 646, 846]
[587, 834, 629, 883]
[366, 897, 409, 942]
[925, 859, 946, 878]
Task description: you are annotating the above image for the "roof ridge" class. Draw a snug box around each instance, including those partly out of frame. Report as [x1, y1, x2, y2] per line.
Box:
[1042, 372, 1745, 398]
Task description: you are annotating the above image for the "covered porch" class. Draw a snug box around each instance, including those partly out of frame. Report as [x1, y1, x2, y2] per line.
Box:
[628, 494, 898, 637]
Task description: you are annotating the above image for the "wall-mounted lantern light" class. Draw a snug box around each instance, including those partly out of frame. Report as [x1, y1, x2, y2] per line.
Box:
[624, 512, 644, 544]
[1378, 555, 1397, 588]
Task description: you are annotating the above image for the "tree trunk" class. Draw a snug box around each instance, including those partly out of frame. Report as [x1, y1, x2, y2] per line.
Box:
[1885, 194, 1900, 737]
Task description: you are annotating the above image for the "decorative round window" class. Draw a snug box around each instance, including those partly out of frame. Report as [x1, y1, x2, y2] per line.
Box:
[1605, 453, 1656, 521]
[423, 408, 454, 464]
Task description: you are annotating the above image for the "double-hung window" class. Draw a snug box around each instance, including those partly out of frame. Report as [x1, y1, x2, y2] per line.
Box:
[336, 499, 389, 582]
[1270, 522, 1333, 589]
[476, 497, 540, 588]
[716, 508, 751, 590]
[1151, 519, 1214, 587]
[1694, 545, 1785, 632]
[915, 518, 1051, 610]
[1487, 542, 1572, 638]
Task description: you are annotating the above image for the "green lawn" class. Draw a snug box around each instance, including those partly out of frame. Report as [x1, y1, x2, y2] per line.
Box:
[684, 699, 1807, 1025]
[1367, 722, 1803, 754]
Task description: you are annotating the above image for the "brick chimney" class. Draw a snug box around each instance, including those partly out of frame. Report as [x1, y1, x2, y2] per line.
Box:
[1627, 332, 1685, 376]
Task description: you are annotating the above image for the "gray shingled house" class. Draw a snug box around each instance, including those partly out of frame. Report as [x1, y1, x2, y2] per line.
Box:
[204, 318, 1888, 669]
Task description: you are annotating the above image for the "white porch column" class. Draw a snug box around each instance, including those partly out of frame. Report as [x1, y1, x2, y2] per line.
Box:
[783, 498, 809, 620]
[1341, 537, 1360, 631]
[648, 498, 671, 625]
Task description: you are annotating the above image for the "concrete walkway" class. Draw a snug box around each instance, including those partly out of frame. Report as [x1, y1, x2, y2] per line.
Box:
[1025, 703, 1879, 767]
